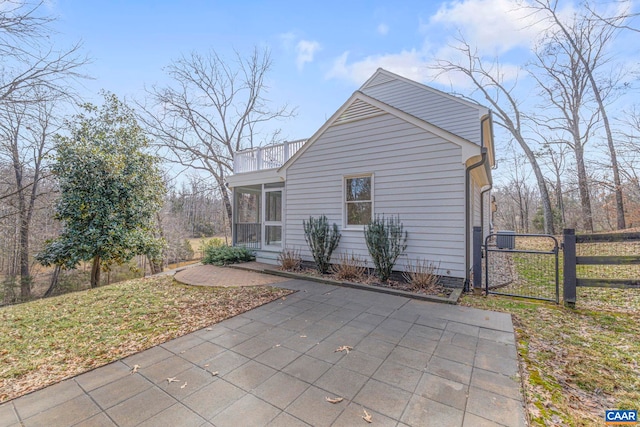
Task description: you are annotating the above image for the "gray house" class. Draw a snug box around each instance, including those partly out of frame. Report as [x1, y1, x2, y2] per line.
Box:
[227, 68, 495, 287]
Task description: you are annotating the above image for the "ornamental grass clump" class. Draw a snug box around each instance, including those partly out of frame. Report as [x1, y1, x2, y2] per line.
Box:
[303, 215, 341, 274]
[403, 259, 441, 292]
[332, 252, 367, 281]
[365, 215, 408, 282]
[278, 248, 302, 271]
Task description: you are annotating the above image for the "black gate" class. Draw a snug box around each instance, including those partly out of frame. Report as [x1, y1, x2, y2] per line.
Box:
[484, 232, 559, 303]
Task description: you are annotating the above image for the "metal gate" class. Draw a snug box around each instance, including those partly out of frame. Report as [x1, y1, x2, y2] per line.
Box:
[484, 233, 559, 303]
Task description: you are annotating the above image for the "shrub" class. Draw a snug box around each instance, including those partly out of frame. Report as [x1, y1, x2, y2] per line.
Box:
[303, 215, 341, 273]
[278, 248, 302, 271]
[199, 237, 225, 259]
[403, 259, 441, 291]
[332, 252, 367, 281]
[202, 245, 255, 266]
[364, 215, 408, 282]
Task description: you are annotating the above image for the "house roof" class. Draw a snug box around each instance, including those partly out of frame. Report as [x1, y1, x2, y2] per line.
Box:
[280, 69, 495, 172]
[361, 68, 491, 114]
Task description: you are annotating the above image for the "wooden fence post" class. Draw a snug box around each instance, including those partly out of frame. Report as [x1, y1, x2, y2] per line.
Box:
[473, 226, 483, 294]
[563, 228, 576, 308]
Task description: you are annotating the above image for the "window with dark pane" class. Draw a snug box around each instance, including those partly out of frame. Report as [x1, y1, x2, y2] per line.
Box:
[345, 176, 372, 226]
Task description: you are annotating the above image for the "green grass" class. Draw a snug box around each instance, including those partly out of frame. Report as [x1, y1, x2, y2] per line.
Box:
[480, 237, 640, 424]
[0, 275, 290, 402]
[462, 290, 640, 426]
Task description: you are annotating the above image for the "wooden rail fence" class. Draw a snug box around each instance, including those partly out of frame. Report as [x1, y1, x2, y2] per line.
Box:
[563, 228, 640, 308]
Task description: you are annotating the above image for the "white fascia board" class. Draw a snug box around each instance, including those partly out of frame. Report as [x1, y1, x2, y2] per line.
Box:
[226, 169, 284, 189]
[278, 92, 363, 172]
[280, 91, 483, 172]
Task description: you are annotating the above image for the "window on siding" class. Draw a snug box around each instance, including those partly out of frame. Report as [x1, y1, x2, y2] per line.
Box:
[345, 175, 372, 226]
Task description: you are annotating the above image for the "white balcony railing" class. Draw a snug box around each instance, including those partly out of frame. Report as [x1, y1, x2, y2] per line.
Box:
[233, 139, 306, 174]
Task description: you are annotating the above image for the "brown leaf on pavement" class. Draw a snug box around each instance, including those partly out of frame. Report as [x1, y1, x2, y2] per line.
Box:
[167, 377, 179, 383]
[325, 396, 344, 404]
[211, 371, 219, 376]
[362, 409, 373, 423]
[334, 345, 353, 354]
[180, 381, 187, 389]
[130, 364, 140, 374]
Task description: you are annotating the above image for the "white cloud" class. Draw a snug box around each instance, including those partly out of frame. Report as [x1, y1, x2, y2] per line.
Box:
[429, 0, 549, 55]
[326, 50, 432, 85]
[325, 0, 540, 88]
[296, 40, 321, 70]
[377, 23, 389, 36]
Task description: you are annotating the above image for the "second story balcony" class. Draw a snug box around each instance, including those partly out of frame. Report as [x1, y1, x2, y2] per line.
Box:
[233, 139, 307, 174]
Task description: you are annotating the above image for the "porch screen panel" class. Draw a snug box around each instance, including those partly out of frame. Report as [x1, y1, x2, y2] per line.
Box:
[235, 188, 261, 248]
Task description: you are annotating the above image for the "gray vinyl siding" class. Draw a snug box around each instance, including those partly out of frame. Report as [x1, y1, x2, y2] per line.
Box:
[285, 113, 467, 278]
[362, 80, 481, 145]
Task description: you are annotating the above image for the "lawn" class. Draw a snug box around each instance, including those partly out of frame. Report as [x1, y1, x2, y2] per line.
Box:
[0, 275, 291, 402]
[463, 283, 640, 425]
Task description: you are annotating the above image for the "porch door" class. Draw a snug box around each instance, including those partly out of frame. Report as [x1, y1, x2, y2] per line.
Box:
[263, 189, 282, 249]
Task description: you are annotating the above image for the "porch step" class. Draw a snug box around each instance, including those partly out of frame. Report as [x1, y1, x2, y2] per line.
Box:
[255, 250, 280, 266]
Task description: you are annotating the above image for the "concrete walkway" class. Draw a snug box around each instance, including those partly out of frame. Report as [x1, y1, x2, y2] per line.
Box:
[0, 279, 527, 427]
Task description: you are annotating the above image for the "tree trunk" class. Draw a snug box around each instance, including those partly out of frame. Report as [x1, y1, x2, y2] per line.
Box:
[574, 145, 594, 232]
[546, 4, 626, 229]
[148, 255, 164, 275]
[18, 199, 31, 300]
[517, 137, 555, 234]
[90, 256, 101, 288]
[217, 173, 233, 235]
[44, 265, 61, 297]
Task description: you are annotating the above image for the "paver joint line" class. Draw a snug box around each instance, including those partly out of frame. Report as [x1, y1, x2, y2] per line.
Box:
[5, 275, 526, 427]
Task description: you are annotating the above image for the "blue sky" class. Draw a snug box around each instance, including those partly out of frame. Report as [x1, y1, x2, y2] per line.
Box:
[46, 0, 639, 184]
[47, 0, 544, 140]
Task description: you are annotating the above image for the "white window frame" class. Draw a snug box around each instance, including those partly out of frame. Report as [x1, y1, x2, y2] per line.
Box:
[262, 186, 284, 249]
[343, 173, 374, 230]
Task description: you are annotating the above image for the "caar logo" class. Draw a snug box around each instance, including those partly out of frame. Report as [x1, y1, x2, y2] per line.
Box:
[606, 410, 638, 425]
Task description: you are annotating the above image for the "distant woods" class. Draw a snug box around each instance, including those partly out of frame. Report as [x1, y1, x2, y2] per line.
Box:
[433, 1, 640, 234]
[2, 0, 640, 302]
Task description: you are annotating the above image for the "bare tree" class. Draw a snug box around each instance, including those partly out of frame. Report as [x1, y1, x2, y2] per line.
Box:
[527, 13, 612, 232]
[540, 143, 570, 228]
[0, 96, 60, 299]
[432, 39, 556, 234]
[532, 0, 630, 229]
[138, 47, 295, 230]
[0, 1, 88, 299]
[0, 1, 88, 106]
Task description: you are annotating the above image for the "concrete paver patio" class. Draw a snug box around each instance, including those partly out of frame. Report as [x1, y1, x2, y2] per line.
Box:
[0, 278, 527, 427]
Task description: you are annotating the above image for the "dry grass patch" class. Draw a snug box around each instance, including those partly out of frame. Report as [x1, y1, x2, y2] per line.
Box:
[0, 275, 291, 402]
[461, 293, 640, 426]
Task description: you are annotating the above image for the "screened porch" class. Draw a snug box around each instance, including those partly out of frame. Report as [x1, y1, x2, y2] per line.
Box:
[233, 183, 283, 250]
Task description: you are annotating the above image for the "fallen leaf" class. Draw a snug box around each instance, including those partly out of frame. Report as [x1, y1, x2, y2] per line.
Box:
[300, 335, 307, 338]
[362, 409, 372, 423]
[204, 364, 209, 367]
[335, 345, 353, 354]
[205, 327, 213, 331]
[130, 364, 140, 374]
[180, 382, 187, 389]
[281, 296, 286, 300]
[325, 396, 344, 404]
[167, 377, 179, 383]
[275, 344, 281, 347]
[211, 371, 219, 376]
[180, 350, 186, 354]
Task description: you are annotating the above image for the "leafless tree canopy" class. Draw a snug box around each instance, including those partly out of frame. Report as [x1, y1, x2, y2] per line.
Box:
[138, 47, 296, 229]
[0, 1, 88, 300]
[0, 1, 89, 105]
